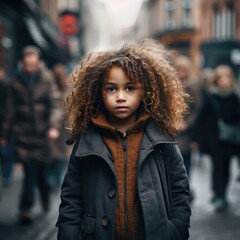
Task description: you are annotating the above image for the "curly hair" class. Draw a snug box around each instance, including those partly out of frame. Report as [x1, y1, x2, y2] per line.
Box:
[64, 38, 189, 140]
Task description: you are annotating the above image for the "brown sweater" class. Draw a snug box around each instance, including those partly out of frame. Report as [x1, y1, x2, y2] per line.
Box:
[92, 113, 149, 240]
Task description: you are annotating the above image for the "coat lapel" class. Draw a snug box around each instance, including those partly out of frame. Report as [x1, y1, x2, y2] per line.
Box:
[75, 124, 113, 162]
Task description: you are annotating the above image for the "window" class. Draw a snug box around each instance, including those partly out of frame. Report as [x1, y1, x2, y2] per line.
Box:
[213, 5, 235, 40]
[214, 8, 221, 39]
[226, 6, 234, 38]
[165, 0, 175, 28]
[182, 0, 192, 27]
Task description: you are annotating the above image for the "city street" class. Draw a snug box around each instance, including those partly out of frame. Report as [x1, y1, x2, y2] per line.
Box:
[0, 164, 60, 240]
[1, 1, 240, 240]
[0, 155, 240, 240]
[190, 155, 240, 240]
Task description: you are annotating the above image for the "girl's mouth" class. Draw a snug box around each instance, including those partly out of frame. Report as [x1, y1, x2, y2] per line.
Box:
[116, 106, 128, 112]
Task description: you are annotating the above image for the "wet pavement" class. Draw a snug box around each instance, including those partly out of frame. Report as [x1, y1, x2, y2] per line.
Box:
[0, 155, 240, 240]
[189, 155, 240, 240]
[0, 164, 59, 240]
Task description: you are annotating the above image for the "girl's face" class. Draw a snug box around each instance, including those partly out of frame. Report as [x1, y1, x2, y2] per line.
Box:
[102, 66, 142, 127]
[216, 71, 233, 91]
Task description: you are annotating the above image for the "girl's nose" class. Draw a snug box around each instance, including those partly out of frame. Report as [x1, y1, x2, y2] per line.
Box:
[116, 91, 126, 101]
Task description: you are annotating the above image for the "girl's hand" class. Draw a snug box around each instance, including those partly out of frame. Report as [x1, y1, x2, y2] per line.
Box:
[47, 128, 60, 140]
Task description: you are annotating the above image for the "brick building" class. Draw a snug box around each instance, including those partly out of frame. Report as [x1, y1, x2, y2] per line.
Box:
[136, 0, 240, 76]
[200, 0, 240, 76]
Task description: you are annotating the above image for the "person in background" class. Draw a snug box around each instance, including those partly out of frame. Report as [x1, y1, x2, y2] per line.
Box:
[234, 70, 240, 182]
[196, 68, 215, 156]
[237, 158, 240, 181]
[0, 65, 14, 187]
[199, 68, 214, 99]
[175, 55, 200, 202]
[0, 65, 7, 128]
[192, 65, 240, 212]
[49, 63, 71, 190]
[56, 39, 191, 240]
[0, 46, 62, 223]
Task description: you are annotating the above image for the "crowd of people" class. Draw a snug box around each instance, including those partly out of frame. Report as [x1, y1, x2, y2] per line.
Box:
[0, 41, 240, 239]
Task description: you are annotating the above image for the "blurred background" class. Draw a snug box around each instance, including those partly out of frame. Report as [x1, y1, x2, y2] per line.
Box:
[1, 0, 240, 77]
[0, 0, 240, 240]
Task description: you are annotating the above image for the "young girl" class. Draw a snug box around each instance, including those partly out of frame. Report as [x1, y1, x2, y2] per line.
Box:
[56, 39, 191, 240]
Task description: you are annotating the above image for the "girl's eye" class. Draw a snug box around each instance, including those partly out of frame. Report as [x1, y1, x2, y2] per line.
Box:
[106, 87, 116, 92]
[126, 86, 135, 91]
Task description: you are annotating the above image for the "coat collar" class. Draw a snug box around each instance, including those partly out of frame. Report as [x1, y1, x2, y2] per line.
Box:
[75, 120, 176, 158]
[75, 124, 112, 160]
[143, 120, 176, 146]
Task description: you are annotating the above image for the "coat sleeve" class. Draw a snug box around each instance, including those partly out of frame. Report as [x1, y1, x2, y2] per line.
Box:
[0, 84, 15, 140]
[191, 92, 212, 142]
[168, 144, 191, 240]
[56, 142, 83, 240]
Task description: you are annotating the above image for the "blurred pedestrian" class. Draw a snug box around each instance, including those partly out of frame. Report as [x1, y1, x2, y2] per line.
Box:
[0, 65, 15, 187]
[234, 81, 240, 182]
[192, 65, 240, 212]
[196, 67, 214, 156]
[175, 55, 200, 202]
[0, 46, 62, 223]
[237, 157, 240, 181]
[0, 65, 7, 123]
[199, 67, 214, 99]
[49, 63, 71, 190]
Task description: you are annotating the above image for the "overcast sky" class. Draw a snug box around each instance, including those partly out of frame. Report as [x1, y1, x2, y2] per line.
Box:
[98, 0, 145, 29]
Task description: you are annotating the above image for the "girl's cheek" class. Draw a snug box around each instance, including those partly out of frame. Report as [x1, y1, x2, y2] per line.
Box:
[101, 90, 107, 99]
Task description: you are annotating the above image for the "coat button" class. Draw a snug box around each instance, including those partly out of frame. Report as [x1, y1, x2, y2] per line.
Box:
[107, 188, 116, 199]
[101, 216, 110, 227]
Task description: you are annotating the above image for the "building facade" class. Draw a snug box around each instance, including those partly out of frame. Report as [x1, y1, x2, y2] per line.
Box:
[0, 0, 70, 79]
[200, 0, 240, 77]
[147, 0, 201, 74]
[136, 0, 240, 77]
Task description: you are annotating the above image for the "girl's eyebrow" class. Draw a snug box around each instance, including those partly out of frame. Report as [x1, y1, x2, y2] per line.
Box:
[104, 81, 133, 85]
[104, 81, 116, 85]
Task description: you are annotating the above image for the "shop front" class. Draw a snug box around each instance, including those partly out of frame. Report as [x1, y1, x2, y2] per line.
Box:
[0, 0, 71, 78]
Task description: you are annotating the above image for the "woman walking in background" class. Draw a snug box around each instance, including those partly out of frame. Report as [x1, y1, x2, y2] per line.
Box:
[193, 65, 240, 212]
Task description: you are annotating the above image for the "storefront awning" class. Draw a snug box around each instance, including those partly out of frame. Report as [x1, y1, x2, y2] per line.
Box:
[24, 16, 49, 50]
[21, 0, 71, 66]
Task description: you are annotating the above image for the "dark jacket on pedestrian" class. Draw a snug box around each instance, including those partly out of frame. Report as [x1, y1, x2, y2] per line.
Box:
[1, 63, 62, 163]
[0, 81, 8, 131]
[56, 119, 191, 240]
[192, 87, 240, 155]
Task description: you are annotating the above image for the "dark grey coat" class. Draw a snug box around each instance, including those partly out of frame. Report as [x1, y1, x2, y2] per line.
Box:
[1, 65, 62, 163]
[56, 120, 191, 240]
